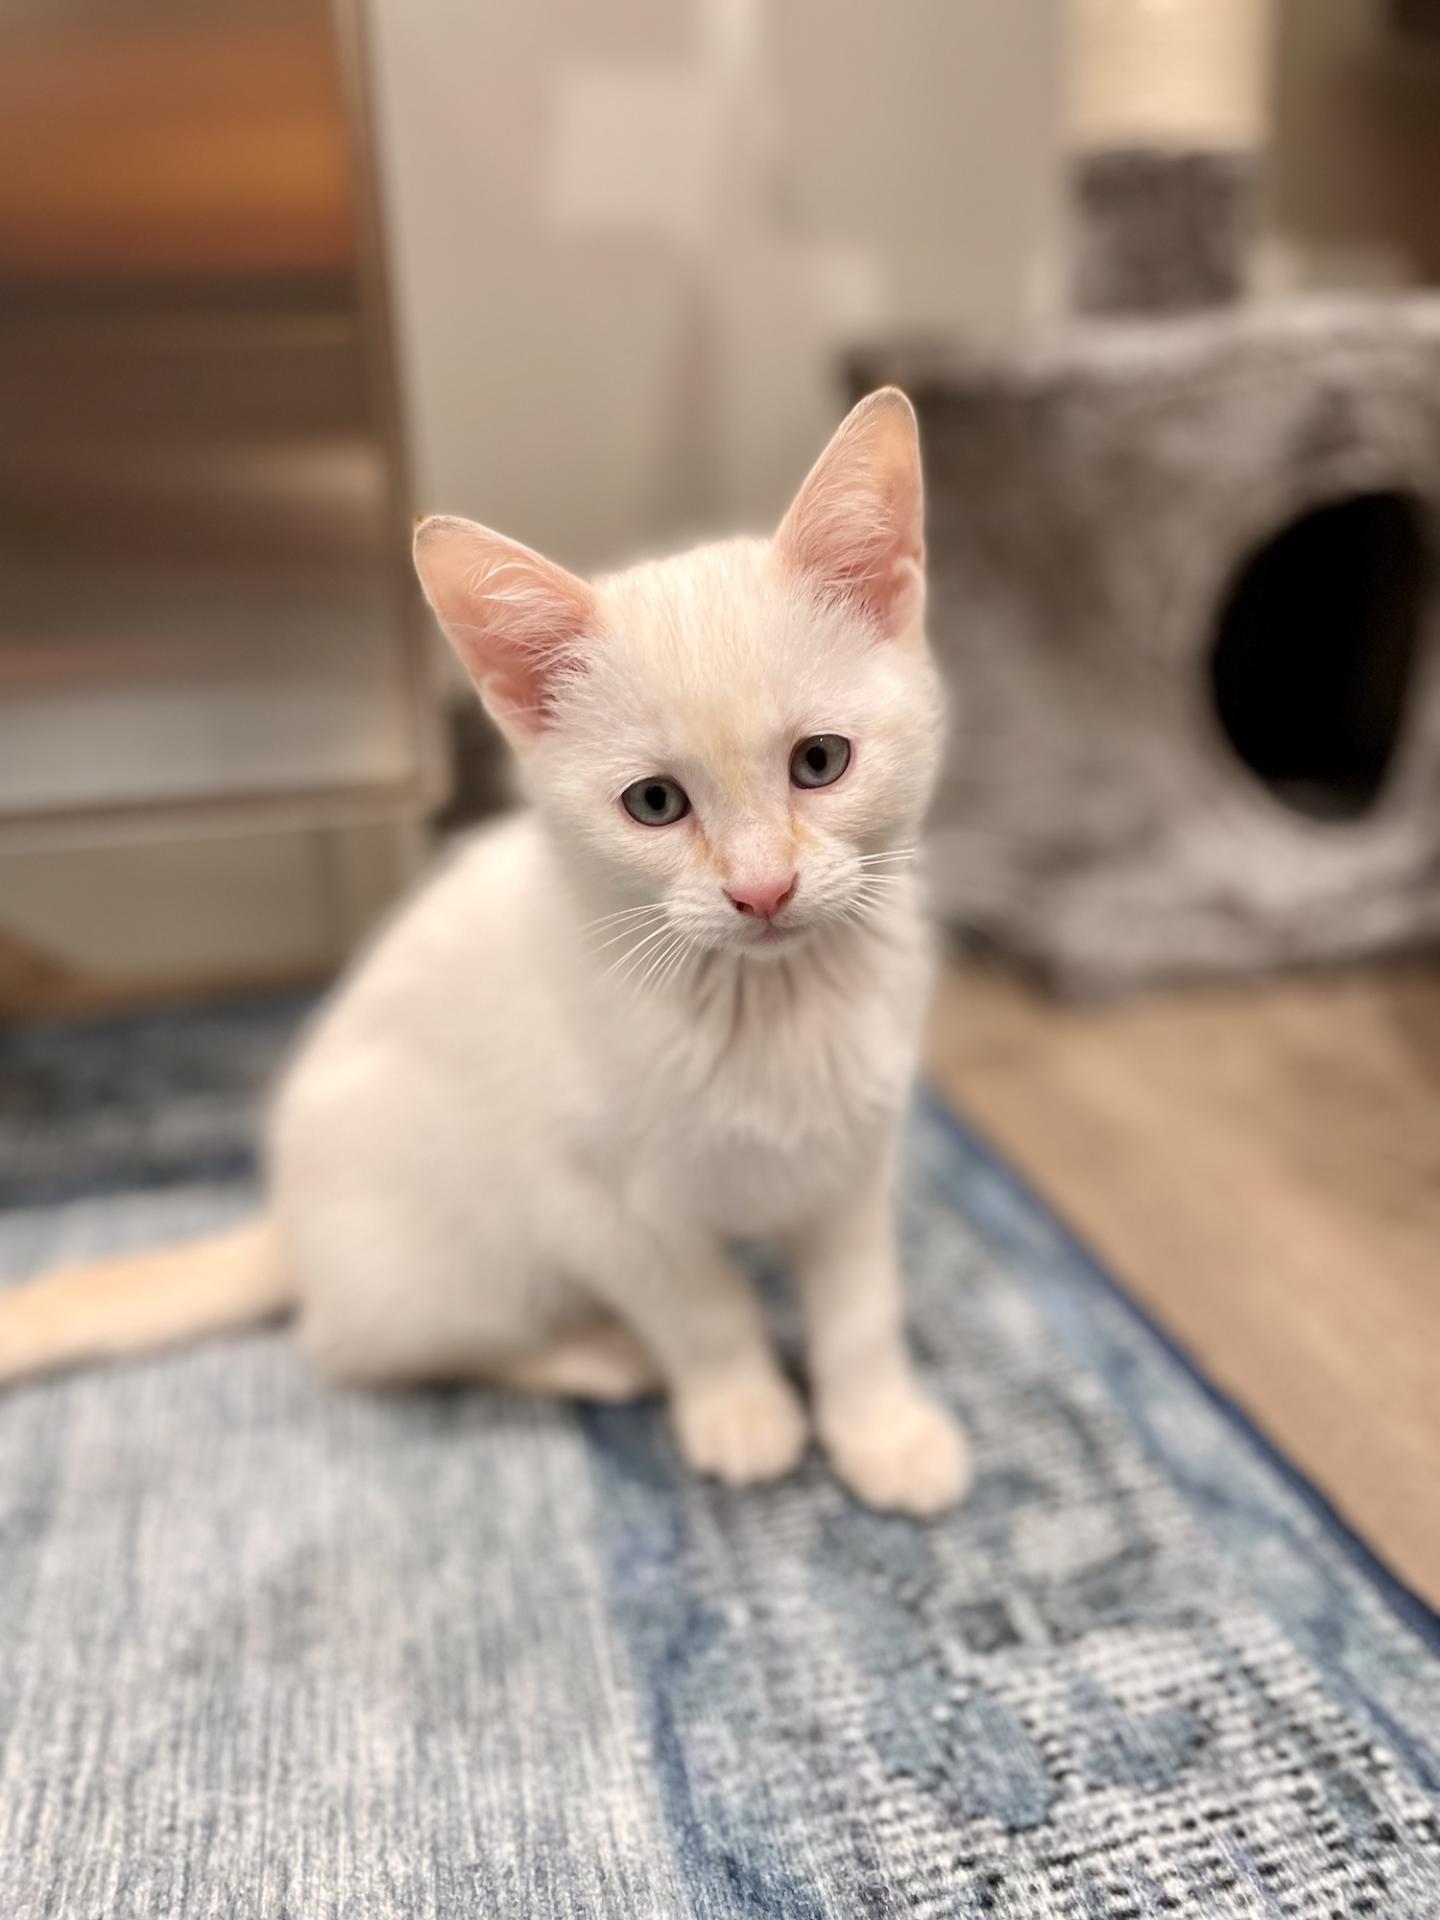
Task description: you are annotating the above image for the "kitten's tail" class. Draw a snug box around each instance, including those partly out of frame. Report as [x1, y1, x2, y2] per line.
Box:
[0, 1220, 293, 1385]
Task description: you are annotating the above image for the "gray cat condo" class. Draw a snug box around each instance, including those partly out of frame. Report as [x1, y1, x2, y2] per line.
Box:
[863, 0, 1440, 991]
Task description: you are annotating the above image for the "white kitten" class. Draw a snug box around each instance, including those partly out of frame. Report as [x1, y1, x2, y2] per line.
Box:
[0, 390, 969, 1516]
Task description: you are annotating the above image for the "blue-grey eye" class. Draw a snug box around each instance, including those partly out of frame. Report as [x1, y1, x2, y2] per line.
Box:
[621, 776, 690, 826]
[790, 734, 851, 789]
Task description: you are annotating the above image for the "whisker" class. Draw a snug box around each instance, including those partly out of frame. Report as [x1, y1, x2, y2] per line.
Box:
[610, 922, 674, 979]
[655, 934, 699, 993]
[634, 931, 687, 994]
[834, 901, 882, 939]
[588, 899, 665, 923]
[604, 920, 673, 984]
[579, 902, 666, 936]
[660, 940, 698, 998]
[590, 910, 667, 954]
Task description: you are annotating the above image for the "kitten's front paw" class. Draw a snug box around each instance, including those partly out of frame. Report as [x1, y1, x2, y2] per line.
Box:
[673, 1372, 809, 1487]
[823, 1390, 971, 1517]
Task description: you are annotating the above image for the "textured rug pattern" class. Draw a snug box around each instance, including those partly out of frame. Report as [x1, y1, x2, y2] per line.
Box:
[1, 1003, 1438, 1918]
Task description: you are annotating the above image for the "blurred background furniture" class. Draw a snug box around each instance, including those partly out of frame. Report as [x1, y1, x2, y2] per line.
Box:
[5, 1, 1440, 1009]
[866, 304, 1440, 991]
[0, 0, 442, 1011]
[862, 0, 1440, 990]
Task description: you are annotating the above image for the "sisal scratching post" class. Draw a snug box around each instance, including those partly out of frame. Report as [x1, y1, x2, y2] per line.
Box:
[1067, 0, 1271, 312]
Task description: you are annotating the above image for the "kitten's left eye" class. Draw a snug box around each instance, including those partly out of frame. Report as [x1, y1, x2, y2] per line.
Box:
[621, 776, 690, 826]
[790, 734, 851, 789]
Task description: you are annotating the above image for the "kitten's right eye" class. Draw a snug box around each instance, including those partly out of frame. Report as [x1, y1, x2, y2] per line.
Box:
[621, 777, 690, 826]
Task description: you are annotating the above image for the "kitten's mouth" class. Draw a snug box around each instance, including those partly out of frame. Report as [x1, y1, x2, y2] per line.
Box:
[739, 919, 807, 954]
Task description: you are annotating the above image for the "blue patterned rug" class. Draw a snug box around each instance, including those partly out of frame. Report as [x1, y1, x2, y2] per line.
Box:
[1, 997, 1438, 1919]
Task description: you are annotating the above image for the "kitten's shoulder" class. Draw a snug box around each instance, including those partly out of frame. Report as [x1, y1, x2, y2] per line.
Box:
[284, 811, 549, 1065]
[428, 808, 546, 900]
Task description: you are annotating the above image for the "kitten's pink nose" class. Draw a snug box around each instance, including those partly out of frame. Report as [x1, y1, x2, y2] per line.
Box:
[727, 873, 798, 920]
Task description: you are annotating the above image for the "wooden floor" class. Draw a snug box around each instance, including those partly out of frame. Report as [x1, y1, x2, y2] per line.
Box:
[927, 959, 1440, 1611]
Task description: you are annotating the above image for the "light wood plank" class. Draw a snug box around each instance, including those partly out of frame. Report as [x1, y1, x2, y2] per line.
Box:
[927, 960, 1440, 1611]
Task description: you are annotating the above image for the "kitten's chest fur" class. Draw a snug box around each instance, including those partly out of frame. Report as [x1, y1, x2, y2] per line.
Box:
[590, 925, 931, 1233]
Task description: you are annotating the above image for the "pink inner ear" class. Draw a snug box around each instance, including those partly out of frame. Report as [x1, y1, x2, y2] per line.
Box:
[413, 517, 597, 733]
[776, 389, 925, 639]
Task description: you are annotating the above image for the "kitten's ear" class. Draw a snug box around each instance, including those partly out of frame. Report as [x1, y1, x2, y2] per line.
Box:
[413, 515, 598, 739]
[775, 387, 924, 641]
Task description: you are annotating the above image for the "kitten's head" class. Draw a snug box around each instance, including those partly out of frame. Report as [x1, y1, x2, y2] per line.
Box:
[414, 389, 942, 961]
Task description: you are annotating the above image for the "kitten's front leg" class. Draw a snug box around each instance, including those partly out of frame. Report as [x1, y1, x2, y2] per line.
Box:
[789, 1162, 970, 1517]
[584, 1220, 808, 1487]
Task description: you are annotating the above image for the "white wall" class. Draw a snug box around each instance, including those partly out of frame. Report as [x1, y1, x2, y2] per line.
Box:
[366, 0, 1063, 573]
